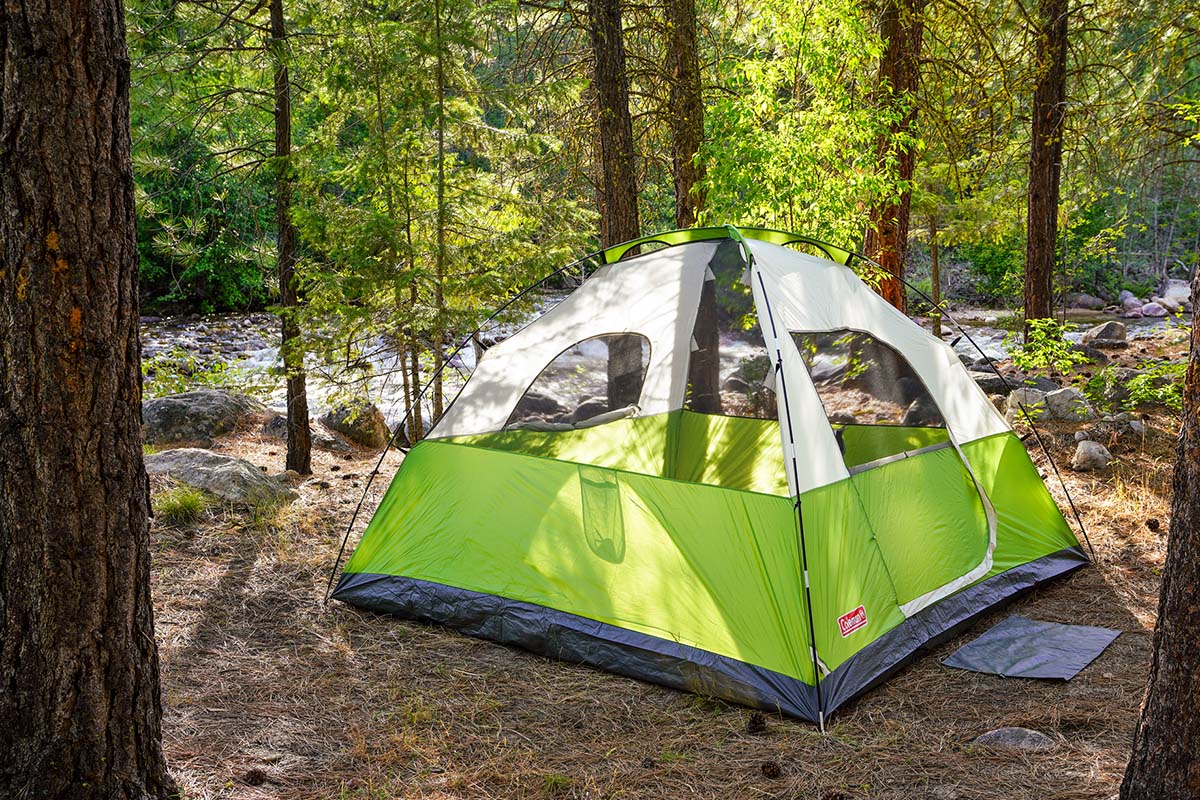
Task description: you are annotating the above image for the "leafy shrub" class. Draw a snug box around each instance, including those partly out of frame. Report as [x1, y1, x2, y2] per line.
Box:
[956, 238, 1024, 303]
[1004, 318, 1088, 374]
[153, 485, 210, 527]
[1127, 362, 1186, 412]
[142, 347, 271, 399]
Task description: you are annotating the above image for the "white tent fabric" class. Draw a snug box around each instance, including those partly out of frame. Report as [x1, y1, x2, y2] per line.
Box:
[430, 243, 713, 439]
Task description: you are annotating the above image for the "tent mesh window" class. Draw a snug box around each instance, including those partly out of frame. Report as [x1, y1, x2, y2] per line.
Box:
[505, 333, 651, 430]
[685, 239, 777, 421]
[792, 329, 950, 470]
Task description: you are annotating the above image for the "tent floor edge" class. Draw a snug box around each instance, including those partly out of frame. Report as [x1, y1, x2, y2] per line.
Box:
[332, 572, 821, 722]
[819, 546, 1089, 718]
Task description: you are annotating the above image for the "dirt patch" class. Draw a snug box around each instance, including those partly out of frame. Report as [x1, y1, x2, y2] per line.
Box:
[153, 405, 1169, 799]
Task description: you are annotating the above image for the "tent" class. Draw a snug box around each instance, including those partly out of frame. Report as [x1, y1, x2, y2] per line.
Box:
[331, 226, 1087, 726]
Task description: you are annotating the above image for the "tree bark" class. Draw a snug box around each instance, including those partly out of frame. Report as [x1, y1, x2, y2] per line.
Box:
[0, 2, 176, 796]
[1120, 269, 1200, 800]
[930, 211, 942, 338]
[1024, 0, 1068, 332]
[271, 0, 312, 474]
[864, 0, 925, 314]
[665, 0, 706, 229]
[587, 0, 642, 407]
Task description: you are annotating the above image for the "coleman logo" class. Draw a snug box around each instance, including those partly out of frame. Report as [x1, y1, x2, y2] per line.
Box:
[838, 605, 868, 637]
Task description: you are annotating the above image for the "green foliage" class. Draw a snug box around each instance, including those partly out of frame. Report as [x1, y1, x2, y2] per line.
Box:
[153, 485, 211, 527]
[1004, 319, 1088, 373]
[956, 238, 1024, 304]
[1126, 362, 1186, 412]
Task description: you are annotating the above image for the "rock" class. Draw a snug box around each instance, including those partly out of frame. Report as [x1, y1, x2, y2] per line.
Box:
[572, 397, 610, 423]
[1122, 296, 1144, 317]
[1118, 289, 1137, 303]
[512, 390, 563, 418]
[1129, 419, 1147, 435]
[1071, 343, 1110, 364]
[1141, 301, 1168, 317]
[1074, 430, 1091, 442]
[1161, 278, 1191, 305]
[1071, 440, 1113, 471]
[321, 401, 391, 449]
[1092, 367, 1140, 406]
[1021, 375, 1062, 392]
[970, 371, 1010, 395]
[972, 727, 1056, 752]
[1089, 338, 1130, 350]
[1153, 295, 1183, 314]
[1081, 321, 1127, 345]
[1065, 292, 1106, 310]
[902, 395, 942, 426]
[722, 376, 753, 394]
[143, 389, 265, 447]
[262, 413, 352, 452]
[1006, 387, 1047, 419]
[1045, 388, 1095, 421]
[145, 448, 297, 505]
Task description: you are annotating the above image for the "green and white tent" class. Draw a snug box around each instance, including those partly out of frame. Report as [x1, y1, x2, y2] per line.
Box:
[332, 226, 1087, 726]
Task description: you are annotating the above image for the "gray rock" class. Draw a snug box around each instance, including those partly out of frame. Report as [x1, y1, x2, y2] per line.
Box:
[1071, 440, 1113, 471]
[722, 376, 753, 394]
[1118, 289, 1137, 303]
[1093, 367, 1141, 405]
[1045, 388, 1095, 421]
[902, 395, 942, 426]
[971, 727, 1056, 752]
[512, 390, 563, 417]
[1090, 338, 1130, 350]
[1021, 375, 1062, 392]
[970, 371, 1010, 395]
[1074, 430, 1091, 442]
[321, 401, 391, 449]
[572, 397, 610, 423]
[262, 413, 352, 452]
[1006, 387, 1047, 419]
[1153, 295, 1183, 314]
[1065, 292, 1106, 310]
[143, 389, 266, 447]
[1129, 419, 1147, 435]
[1122, 295, 1144, 313]
[1141, 301, 1168, 317]
[1071, 344, 1110, 364]
[145, 448, 297, 505]
[1161, 278, 1191, 305]
[1081, 320, 1127, 345]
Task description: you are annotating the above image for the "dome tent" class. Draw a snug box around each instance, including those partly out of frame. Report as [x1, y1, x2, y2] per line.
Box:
[330, 226, 1087, 727]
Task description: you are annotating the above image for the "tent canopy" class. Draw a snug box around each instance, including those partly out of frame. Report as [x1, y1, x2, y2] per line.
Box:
[333, 226, 1086, 725]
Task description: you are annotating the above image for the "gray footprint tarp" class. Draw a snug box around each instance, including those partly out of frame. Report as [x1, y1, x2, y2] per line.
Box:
[943, 615, 1120, 680]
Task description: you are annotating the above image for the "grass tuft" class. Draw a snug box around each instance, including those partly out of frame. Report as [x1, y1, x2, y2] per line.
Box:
[153, 484, 210, 527]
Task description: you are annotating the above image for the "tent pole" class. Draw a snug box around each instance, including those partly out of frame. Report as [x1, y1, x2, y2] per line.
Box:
[732, 226, 827, 731]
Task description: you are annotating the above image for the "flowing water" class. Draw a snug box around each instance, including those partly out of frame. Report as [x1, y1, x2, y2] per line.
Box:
[140, 302, 1185, 427]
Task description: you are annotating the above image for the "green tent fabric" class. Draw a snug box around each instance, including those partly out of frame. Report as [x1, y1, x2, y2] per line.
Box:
[332, 227, 1087, 725]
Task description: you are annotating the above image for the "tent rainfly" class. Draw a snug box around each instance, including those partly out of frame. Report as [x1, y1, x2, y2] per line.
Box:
[331, 226, 1088, 727]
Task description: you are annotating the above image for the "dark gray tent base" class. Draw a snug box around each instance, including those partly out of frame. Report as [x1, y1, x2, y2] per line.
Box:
[333, 546, 1088, 724]
[942, 614, 1120, 680]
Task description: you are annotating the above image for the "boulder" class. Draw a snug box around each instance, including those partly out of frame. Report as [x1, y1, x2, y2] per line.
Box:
[512, 391, 563, 418]
[971, 727, 1056, 752]
[970, 371, 1010, 395]
[902, 395, 942, 426]
[1161, 278, 1191, 306]
[1093, 366, 1141, 405]
[1045, 388, 1095, 421]
[143, 389, 265, 447]
[1141, 302, 1168, 317]
[1071, 440, 1113, 471]
[262, 413, 352, 453]
[572, 397, 610, 423]
[1065, 292, 1106, 310]
[145, 448, 297, 505]
[1118, 289, 1138, 303]
[1071, 344, 1110, 364]
[1005, 387, 1047, 419]
[1153, 295, 1183, 314]
[722, 376, 753, 394]
[1121, 295, 1144, 317]
[320, 401, 391, 449]
[1129, 419, 1147, 436]
[1081, 320, 1127, 345]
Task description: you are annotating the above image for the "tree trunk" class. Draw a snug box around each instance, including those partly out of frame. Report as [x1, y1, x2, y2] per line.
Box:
[588, 0, 642, 408]
[665, 0, 706, 229]
[863, 0, 925, 314]
[0, 2, 176, 796]
[1024, 0, 1068, 333]
[271, 0, 312, 474]
[433, 0, 448, 423]
[1120, 268, 1200, 799]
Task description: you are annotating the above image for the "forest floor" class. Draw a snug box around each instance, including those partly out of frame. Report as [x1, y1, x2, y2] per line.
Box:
[151, 334, 1185, 800]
